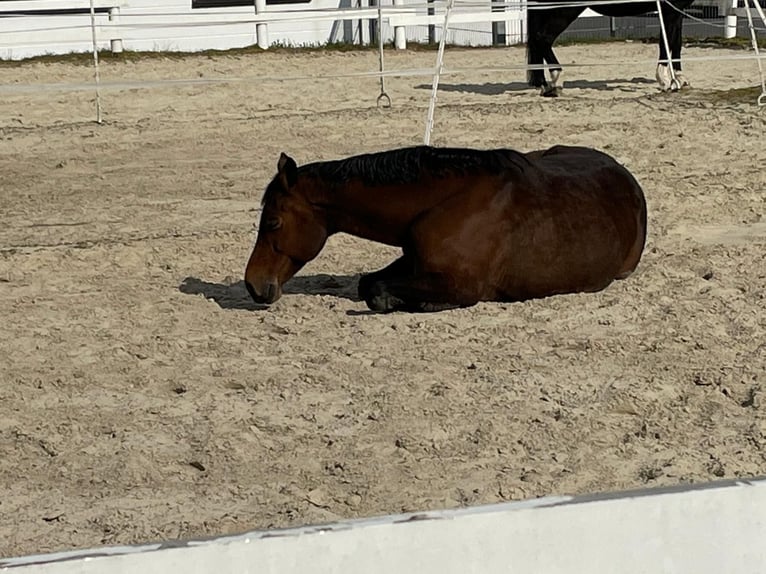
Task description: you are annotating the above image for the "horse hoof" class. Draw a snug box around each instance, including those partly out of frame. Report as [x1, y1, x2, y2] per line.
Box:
[675, 73, 690, 88]
[669, 77, 689, 92]
[542, 86, 561, 98]
[365, 283, 402, 313]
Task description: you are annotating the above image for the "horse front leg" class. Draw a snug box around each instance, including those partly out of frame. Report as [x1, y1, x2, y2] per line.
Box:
[362, 271, 479, 313]
[541, 44, 564, 97]
[669, 7, 690, 88]
[358, 255, 412, 302]
[528, 40, 562, 97]
[526, 33, 549, 90]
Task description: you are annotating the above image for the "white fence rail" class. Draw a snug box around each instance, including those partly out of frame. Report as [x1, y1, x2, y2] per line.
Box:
[0, 0, 512, 59]
[0, 0, 749, 61]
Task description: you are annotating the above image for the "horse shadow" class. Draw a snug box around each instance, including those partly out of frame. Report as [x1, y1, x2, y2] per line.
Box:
[416, 77, 656, 95]
[414, 81, 532, 95]
[179, 274, 361, 310]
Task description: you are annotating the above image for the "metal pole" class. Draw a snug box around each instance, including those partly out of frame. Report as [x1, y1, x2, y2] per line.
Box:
[89, 0, 102, 124]
[424, 0, 455, 145]
[742, 0, 766, 106]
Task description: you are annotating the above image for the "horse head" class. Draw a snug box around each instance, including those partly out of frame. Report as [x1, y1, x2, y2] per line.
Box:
[244, 153, 328, 305]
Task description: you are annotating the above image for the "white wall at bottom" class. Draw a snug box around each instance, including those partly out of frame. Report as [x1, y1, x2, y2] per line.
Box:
[2, 476, 765, 574]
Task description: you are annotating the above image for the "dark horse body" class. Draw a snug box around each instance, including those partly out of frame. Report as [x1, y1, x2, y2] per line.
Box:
[527, 0, 694, 96]
[245, 145, 647, 313]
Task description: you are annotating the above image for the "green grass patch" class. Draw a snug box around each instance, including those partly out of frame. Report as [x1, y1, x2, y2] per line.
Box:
[683, 36, 766, 49]
[1, 34, 762, 68]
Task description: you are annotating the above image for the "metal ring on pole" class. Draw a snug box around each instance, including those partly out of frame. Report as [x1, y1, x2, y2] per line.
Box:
[376, 3, 392, 109]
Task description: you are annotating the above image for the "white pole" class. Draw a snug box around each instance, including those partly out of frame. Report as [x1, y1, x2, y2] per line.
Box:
[88, 0, 102, 124]
[393, 0, 406, 49]
[423, 0, 455, 145]
[255, 0, 269, 49]
[752, 0, 766, 27]
[742, 0, 766, 106]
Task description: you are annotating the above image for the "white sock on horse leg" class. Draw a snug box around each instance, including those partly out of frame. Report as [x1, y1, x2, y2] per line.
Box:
[656, 64, 672, 91]
[550, 69, 563, 88]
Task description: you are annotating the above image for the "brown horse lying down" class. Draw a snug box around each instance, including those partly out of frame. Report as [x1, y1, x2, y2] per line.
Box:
[244, 145, 647, 313]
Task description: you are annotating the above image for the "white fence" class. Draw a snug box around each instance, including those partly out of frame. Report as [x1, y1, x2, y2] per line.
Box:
[0, 0, 524, 60]
[2, 476, 766, 573]
[0, 0, 750, 61]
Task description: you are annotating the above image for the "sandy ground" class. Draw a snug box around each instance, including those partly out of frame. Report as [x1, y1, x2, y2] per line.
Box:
[0, 42, 765, 559]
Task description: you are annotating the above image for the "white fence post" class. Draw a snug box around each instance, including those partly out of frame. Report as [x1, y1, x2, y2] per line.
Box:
[109, 6, 123, 53]
[724, 0, 738, 38]
[255, 0, 269, 49]
[393, 0, 406, 49]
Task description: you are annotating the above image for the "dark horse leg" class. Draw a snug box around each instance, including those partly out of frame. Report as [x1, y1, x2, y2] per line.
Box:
[656, 1, 691, 90]
[364, 272, 478, 313]
[358, 256, 478, 313]
[358, 256, 411, 304]
[527, 5, 585, 96]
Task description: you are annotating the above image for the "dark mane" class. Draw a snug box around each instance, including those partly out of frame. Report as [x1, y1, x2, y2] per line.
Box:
[261, 146, 531, 207]
[302, 146, 530, 187]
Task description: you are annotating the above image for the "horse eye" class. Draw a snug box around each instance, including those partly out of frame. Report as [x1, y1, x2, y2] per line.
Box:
[262, 217, 282, 231]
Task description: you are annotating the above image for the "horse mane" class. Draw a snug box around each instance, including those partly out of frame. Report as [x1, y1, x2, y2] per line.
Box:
[302, 146, 531, 187]
[261, 146, 530, 206]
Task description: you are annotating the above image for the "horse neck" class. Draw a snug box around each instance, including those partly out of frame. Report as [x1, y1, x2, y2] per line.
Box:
[311, 176, 455, 247]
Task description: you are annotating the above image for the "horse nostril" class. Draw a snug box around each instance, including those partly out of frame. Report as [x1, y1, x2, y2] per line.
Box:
[245, 280, 259, 302]
[245, 279, 278, 304]
[265, 282, 277, 303]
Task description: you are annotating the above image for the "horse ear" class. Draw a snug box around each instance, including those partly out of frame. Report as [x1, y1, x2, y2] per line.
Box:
[277, 152, 298, 188]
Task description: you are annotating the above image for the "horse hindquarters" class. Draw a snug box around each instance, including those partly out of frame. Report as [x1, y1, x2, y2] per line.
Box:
[501, 149, 647, 297]
[615, 172, 648, 280]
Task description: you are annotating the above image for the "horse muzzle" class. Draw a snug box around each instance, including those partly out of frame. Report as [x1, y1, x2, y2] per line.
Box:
[245, 278, 281, 305]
